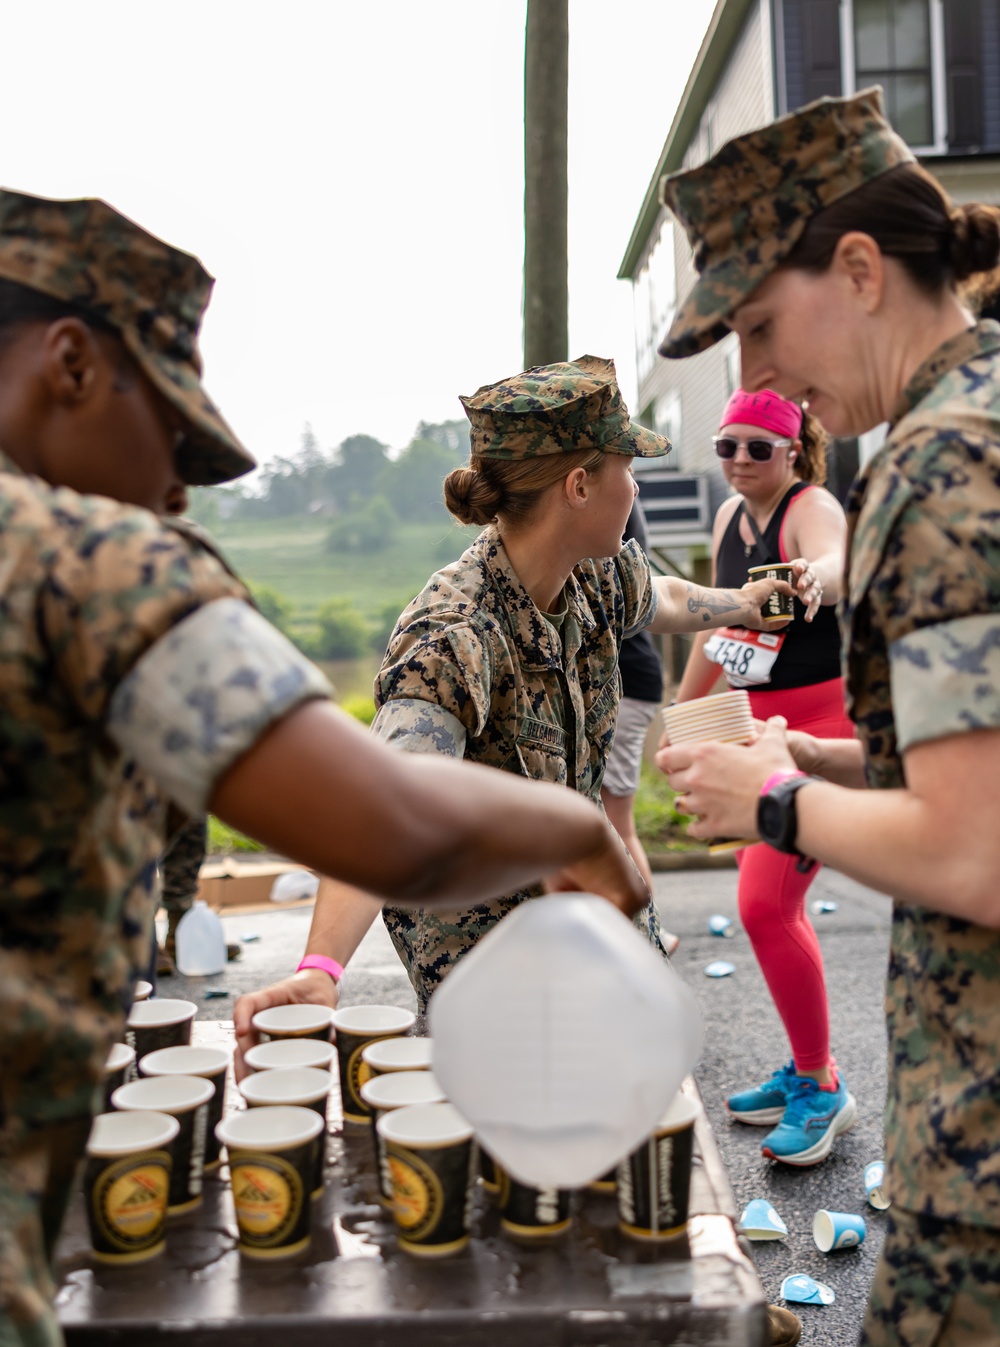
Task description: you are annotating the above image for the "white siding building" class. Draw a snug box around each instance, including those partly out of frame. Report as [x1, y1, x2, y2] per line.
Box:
[621, 0, 1000, 578]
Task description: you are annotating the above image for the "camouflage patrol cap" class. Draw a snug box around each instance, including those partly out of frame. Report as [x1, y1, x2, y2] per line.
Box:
[460, 355, 670, 460]
[0, 189, 255, 485]
[658, 87, 915, 360]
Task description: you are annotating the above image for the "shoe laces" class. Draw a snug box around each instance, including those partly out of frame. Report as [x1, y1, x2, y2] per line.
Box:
[779, 1077, 825, 1126]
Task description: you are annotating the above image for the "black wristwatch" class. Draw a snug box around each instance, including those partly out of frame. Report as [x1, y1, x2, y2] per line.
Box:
[757, 771, 823, 866]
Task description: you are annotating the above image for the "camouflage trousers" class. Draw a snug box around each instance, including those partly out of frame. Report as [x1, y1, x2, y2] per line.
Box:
[861, 1209, 1000, 1347]
[384, 890, 664, 1013]
[160, 815, 207, 916]
[0, 1115, 91, 1347]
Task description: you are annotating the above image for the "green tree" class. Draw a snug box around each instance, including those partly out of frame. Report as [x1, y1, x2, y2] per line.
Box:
[369, 595, 412, 656]
[311, 598, 370, 660]
[381, 438, 456, 522]
[251, 584, 294, 635]
[330, 433, 390, 506]
[325, 495, 396, 554]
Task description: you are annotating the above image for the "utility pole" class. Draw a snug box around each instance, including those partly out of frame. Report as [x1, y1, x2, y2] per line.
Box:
[523, 0, 568, 369]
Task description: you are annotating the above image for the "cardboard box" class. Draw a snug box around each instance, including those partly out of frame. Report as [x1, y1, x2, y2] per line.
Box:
[196, 860, 316, 909]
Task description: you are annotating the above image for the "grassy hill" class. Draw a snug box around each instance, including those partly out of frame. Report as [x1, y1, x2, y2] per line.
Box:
[211, 515, 480, 621]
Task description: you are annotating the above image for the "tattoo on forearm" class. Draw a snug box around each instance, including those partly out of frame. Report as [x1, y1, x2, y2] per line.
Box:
[685, 585, 742, 622]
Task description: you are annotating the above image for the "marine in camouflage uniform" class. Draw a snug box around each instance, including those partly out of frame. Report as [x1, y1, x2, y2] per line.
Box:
[374, 358, 670, 1011]
[0, 192, 331, 1347]
[659, 89, 1000, 1346]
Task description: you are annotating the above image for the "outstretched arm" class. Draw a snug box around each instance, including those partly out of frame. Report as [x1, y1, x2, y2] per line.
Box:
[648, 572, 799, 634]
[210, 699, 642, 911]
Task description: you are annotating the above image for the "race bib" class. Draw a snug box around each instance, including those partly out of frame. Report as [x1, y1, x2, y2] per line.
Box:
[704, 627, 785, 687]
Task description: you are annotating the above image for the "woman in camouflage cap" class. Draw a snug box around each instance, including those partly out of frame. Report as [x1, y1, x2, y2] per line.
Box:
[235, 355, 801, 1027]
[656, 88, 1000, 1347]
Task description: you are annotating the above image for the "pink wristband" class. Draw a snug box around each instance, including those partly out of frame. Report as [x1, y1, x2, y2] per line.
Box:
[297, 954, 344, 984]
[760, 769, 806, 797]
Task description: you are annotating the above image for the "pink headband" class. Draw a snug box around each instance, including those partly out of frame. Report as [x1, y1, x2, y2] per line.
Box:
[719, 389, 803, 440]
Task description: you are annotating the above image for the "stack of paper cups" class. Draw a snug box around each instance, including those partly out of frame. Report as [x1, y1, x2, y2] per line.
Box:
[661, 690, 754, 747]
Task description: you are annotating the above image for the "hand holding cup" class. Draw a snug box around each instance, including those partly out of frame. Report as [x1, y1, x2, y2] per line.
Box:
[656, 718, 799, 842]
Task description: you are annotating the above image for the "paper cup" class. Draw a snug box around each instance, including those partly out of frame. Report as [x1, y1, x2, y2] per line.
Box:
[378, 1102, 475, 1257]
[238, 1067, 332, 1197]
[747, 563, 795, 622]
[216, 1106, 323, 1259]
[360, 1071, 447, 1205]
[330, 1005, 417, 1123]
[244, 1039, 335, 1073]
[102, 1043, 136, 1110]
[617, 1093, 698, 1241]
[132, 980, 153, 1002]
[251, 1004, 333, 1043]
[479, 1146, 500, 1196]
[661, 690, 754, 747]
[813, 1209, 866, 1252]
[111, 1074, 214, 1215]
[864, 1160, 891, 1210]
[84, 1111, 178, 1263]
[139, 1046, 231, 1169]
[361, 1037, 433, 1077]
[498, 1170, 572, 1240]
[125, 999, 197, 1060]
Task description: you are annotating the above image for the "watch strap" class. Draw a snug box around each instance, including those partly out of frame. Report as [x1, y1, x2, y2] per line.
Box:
[760, 768, 806, 796]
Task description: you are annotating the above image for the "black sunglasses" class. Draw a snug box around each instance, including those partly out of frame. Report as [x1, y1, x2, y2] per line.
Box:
[713, 435, 793, 462]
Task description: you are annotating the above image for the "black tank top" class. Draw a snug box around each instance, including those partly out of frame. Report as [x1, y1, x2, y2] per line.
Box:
[715, 482, 841, 691]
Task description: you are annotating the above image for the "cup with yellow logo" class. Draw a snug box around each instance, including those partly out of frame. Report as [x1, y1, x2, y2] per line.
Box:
[330, 1005, 416, 1123]
[84, 1111, 178, 1264]
[377, 1102, 476, 1257]
[216, 1106, 324, 1259]
[360, 1070, 447, 1205]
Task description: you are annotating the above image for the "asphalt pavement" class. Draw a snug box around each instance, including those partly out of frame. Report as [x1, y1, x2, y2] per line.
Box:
[162, 862, 893, 1347]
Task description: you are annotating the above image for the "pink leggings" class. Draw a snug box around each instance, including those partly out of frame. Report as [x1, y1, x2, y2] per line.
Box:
[739, 677, 855, 1073]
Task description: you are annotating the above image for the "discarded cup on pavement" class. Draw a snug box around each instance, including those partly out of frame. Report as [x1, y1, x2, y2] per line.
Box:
[216, 1105, 323, 1258]
[429, 893, 703, 1189]
[378, 1102, 476, 1257]
[704, 960, 736, 978]
[739, 1198, 788, 1240]
[139, 1045, 231, 1169]
[811, 900, 838, 915]
[813, 1208, 866, 1252]
[864, 1159, 891, 1210]
[84, 1110, 178, 1264]
[781, 1273, 835, 1305]
[708, 914, 734, 937]
[251, 1003, 333, 1044]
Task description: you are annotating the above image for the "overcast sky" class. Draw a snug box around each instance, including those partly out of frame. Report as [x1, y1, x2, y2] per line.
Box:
[2, 1, 717, 474]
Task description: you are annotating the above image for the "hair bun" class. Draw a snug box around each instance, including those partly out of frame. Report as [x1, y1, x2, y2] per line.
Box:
[948, 204, 1000, 281]
[443, 466, 503, 527]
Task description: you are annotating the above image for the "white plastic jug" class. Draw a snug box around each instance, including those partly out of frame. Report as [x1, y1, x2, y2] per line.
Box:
[174, 900, 227, 977]
[429, 893, 703, 1189]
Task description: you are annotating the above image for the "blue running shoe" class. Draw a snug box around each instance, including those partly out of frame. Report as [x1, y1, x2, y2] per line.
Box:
[726, 1061, 797, 1125]
[761, 1074, 857, 1166]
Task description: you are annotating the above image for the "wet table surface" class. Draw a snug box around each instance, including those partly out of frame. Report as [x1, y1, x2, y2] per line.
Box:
[55, 1022, 768, 1347]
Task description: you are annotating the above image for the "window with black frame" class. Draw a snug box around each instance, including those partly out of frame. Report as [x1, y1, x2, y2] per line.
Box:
[854, 0, 933, 145]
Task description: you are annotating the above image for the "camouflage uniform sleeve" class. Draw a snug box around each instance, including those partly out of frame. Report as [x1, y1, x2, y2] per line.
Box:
[872, 447, 1000, 754]
[615, 538, 658, 640]
[107, 598, 331, 815]
[376, 620, 491, 737]
[371, 699, 467, 758]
